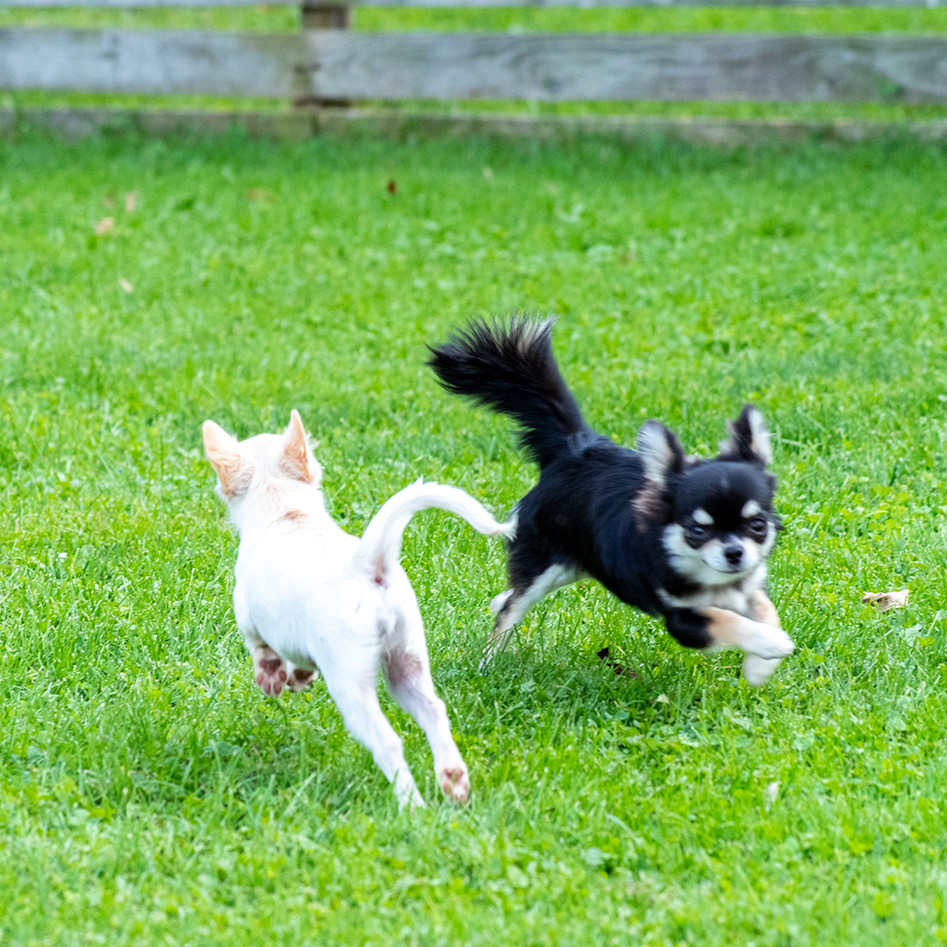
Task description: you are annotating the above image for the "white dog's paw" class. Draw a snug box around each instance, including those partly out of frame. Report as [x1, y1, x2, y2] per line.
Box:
[253, 646, 289, 697]
[746, 624, 795, 660]
[438, 764, 470, 804]
[287, 666, 318, 691]
[394, 779, 426, 811]
[742, 654, 784, 687]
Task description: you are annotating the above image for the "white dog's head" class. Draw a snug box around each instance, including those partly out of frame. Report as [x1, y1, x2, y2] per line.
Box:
[202, 409, 323, 531]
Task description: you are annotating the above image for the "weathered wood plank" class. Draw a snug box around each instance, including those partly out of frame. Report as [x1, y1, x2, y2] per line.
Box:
[3, 0, 301, 6]
[1, 0, 943, 6]
[3, 27, 946, 103]
[305, 32, 947, 103]
[0, 28, 308, 97]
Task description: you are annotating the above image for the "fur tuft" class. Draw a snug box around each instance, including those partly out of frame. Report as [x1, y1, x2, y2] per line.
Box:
[427, 317, 590, 468]
[280, 409, 317, 484]
[719, 405, 772, 467]
[636, 420, 686, 487]
[203, 420, 250, 498]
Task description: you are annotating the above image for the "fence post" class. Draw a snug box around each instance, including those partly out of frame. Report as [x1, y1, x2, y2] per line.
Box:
[296, 2, 352, 109]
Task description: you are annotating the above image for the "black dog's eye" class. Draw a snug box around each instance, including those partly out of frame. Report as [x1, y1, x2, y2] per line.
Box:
[686, 524, 708, 541]
[747, 516, 768, 538]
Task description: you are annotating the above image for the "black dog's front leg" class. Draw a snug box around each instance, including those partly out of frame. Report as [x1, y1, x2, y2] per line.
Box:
[662, 607, 716, 651]
[663, 605, 794, 685]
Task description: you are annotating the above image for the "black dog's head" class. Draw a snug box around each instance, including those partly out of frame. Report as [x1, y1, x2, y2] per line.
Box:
[635, 405, 779, 587]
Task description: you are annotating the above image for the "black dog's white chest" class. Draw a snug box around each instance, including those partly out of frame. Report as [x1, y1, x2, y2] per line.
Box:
[657, 569, 765, 619]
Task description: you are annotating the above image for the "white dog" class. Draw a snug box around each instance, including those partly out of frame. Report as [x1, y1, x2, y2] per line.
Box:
[203, 410, 509, 809]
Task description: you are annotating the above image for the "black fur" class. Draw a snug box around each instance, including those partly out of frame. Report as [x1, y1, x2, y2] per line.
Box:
[428, 317, 782, 661]
[427, 318, 589, 468]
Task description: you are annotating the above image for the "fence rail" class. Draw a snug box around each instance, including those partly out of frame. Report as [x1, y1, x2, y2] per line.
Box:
[1, 0, 943, 7]
[1, 0, 945, 112]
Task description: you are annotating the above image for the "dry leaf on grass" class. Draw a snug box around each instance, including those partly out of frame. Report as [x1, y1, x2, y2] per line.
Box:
[861, 589, 910, 611]
[94, 217, 115, 236]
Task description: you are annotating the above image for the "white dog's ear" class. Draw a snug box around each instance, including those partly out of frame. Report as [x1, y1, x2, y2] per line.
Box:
[637, 420, 686, 486]
[281, 410, 317, 484]
[719, 405, 772, 467]
[203, 420, 248, 497]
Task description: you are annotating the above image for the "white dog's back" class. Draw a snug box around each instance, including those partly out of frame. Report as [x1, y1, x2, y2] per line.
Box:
[236, 480, 508, 670]
[234, 524, 364, 671]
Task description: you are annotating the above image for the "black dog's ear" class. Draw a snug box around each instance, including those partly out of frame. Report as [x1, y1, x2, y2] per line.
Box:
[719, 405, 772, 467]
[636, 420, 686, 486]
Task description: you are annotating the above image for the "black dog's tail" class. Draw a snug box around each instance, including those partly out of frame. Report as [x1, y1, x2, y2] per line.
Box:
[427, 317, 590, 467]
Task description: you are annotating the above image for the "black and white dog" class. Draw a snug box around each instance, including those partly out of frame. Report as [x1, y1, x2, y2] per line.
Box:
[428, 318, 794, 685]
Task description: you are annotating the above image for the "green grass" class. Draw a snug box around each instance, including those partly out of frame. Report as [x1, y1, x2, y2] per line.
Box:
[1, 127, 947, 944]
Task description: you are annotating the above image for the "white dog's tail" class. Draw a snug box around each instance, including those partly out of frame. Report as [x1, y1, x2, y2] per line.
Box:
[353, 480, 509, 585]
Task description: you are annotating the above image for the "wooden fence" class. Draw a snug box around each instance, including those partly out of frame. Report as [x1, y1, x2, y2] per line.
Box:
[1, 0, 946, 118]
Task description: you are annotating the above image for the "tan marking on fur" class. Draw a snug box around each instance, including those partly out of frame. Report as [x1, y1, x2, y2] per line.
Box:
[699, 607, 749, 648]
[633, 483, 668, 530]
[212, 455, 245, 497]
[861, 589, 910, 611]
[636, 421, 675, 487]
[750, 590, 781, 628]
[698, 604, 794, 661]
[280, 509, 308, 523]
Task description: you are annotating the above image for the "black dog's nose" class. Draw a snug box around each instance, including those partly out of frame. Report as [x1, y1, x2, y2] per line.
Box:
[724, 544, 744, 566]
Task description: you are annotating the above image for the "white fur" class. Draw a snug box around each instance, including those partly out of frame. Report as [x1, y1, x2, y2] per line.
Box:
[657, 566, 766, 616]
[720, 407, 772, 465]
[658, 563, 793, 686]
[481, 562, 581, 669]
[662, 524, 773, 590]
[204, 411, 510, 809]
[658, 574, 793, 681]
[742, 655, 785, 687]
[636, 421, 675, 486]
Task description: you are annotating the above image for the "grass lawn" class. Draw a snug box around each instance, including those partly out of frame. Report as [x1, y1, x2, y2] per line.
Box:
[1, 126, 946, 944]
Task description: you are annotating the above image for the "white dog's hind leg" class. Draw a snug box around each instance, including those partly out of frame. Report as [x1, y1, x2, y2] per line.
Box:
[321, 670, 424, 809]
[384, 645, 469, 804]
